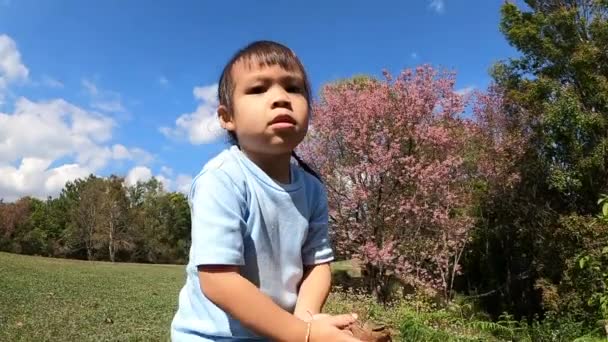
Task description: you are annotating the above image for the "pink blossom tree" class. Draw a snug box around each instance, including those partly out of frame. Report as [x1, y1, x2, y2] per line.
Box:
[300, 66, 518, 302]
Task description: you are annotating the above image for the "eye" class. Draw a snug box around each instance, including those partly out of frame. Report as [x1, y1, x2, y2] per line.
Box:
[286, 85, 303, 94]
[246, 85, 266, 94]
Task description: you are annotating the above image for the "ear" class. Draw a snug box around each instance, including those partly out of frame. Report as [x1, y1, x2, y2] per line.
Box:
[218, 105, 236, 131]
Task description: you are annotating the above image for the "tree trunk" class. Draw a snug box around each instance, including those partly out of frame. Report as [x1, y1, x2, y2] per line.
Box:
[108, 223, 115, 263]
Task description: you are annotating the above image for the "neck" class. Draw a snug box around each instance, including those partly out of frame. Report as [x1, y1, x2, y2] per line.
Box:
[240, 147, 292, 184]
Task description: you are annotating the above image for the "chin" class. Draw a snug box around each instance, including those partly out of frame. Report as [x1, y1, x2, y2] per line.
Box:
[269, 134, 303, 147]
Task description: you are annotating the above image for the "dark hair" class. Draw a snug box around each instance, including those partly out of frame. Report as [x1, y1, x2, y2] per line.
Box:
[217, 40, 321, 181]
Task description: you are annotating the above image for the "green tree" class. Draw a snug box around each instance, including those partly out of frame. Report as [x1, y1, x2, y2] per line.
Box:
[495, 0, 608, 212]
[127, 178, 190, 263]
[0, 197, 33, 253]
[165, 191, 190, 263]
[65, 175, 105, 260]
[23, 198, 52, 255]
[98, 176, 133, 262]
[463, 0, 608, 320]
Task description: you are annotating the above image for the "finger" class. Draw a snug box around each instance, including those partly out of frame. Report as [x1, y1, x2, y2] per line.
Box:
[327, 313, 358, 328]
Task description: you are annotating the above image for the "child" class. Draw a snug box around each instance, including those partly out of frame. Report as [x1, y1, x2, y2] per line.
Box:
[171, 41, 361, 341]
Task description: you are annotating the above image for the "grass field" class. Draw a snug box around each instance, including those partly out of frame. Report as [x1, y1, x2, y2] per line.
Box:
[0, 252, 184, 341]
[7, 252, 576, 341]
[0, 252, 365, 342]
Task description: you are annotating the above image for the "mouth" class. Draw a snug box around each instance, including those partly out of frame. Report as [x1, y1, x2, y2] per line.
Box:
[269, 114, 297, 126]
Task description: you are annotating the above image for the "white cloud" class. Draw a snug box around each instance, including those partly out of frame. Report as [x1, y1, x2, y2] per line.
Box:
[0, 158, 91, 202]
[0, 97, 114, 164]
[160, 84, 223, 144]
[175, 174, 193, 194]
[193, 85, 217, 103]
[125, 165, 192, 194]
[160, 166, 173, 176]
[40, 75, 64, 88]
[112, 144, 154, 164]
[155, 174, 171, 190]
[429, 0, 445, 13]
[157, 172, 193, 194]
[159, 76, 169, 87]
[82, 79, 99, 96]
[130, 148, 154, 164]
[112, 144, 131, 159]
[125, 166, 153, 186]
[411, 52, 419, 59]
[0, 34, 28, 83]
[0, 34, 153, 201]
[0, 97, 156, 201]
[0, 34, 29, 103]
[92, 100, 126, 113]
[45, 164, 91, 193]
[82, 78, 127, 114]
[456, 86, 476, 97]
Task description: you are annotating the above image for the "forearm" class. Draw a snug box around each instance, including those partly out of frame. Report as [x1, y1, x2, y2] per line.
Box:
[294, 263, 332, 320]
[199, 267, 307, 342]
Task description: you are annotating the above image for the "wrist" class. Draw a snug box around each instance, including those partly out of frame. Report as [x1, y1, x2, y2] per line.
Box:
[305, 320, 312, 342]
[282, 319, 309, 342]
[308, 320, 325, 342]
[297, 312, 314, 323]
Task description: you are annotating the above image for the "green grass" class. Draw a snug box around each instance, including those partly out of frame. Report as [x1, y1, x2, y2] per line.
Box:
[4, 252, 591, 341]
[0, 253, 363, 341]
[0, 252, 184, 341]
[329, 259, 361, 277]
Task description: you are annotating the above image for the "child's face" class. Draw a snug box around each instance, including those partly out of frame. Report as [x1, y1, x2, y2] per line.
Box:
[221, 60, 309, 156]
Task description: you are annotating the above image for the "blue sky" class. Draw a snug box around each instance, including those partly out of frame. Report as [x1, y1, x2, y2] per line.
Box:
[0, 0, 521, 201]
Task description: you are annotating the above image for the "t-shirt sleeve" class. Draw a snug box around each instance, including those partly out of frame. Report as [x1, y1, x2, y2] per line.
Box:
[189, 169, 247, 266]
[302, 186, 335, 265]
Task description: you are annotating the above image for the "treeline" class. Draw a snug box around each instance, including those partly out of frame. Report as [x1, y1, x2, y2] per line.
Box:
[0, 175, 190, 264]
[459, 0, 608, 325]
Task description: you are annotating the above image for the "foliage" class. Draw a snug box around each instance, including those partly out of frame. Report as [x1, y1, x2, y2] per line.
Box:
[301, 68, 521, 303]
[0, 175, 190, 264]
[302, 66, 484, 300]
[495, 0, 608, 212]
[572, 194, 608, 336]
[325, 285, 597, 341]
[462, 0, 608, 321]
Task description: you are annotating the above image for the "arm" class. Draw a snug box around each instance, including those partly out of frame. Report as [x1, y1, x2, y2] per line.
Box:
[294, 263, 332, 320]
[199, 265, 307, 342]
[199, 265, 359, 342]
[297, 185, 334, 320]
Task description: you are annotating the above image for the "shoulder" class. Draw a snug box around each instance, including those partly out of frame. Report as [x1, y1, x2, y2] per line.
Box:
[189, 147, 248, 202]
[294, 163, 327, 202]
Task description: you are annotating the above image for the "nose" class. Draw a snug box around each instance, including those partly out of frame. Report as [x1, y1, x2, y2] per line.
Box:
[270, 86, 292, 110]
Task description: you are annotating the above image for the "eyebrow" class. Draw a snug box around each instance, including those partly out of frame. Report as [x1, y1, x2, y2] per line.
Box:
[246, 74, 304, 84]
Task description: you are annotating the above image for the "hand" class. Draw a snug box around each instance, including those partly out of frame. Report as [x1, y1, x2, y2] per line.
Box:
[308, 314, 363, 342]
[298, 312, 356, 323]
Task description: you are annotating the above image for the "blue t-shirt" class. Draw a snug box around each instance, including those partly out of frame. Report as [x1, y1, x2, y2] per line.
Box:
[171, 146, 334, 341]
